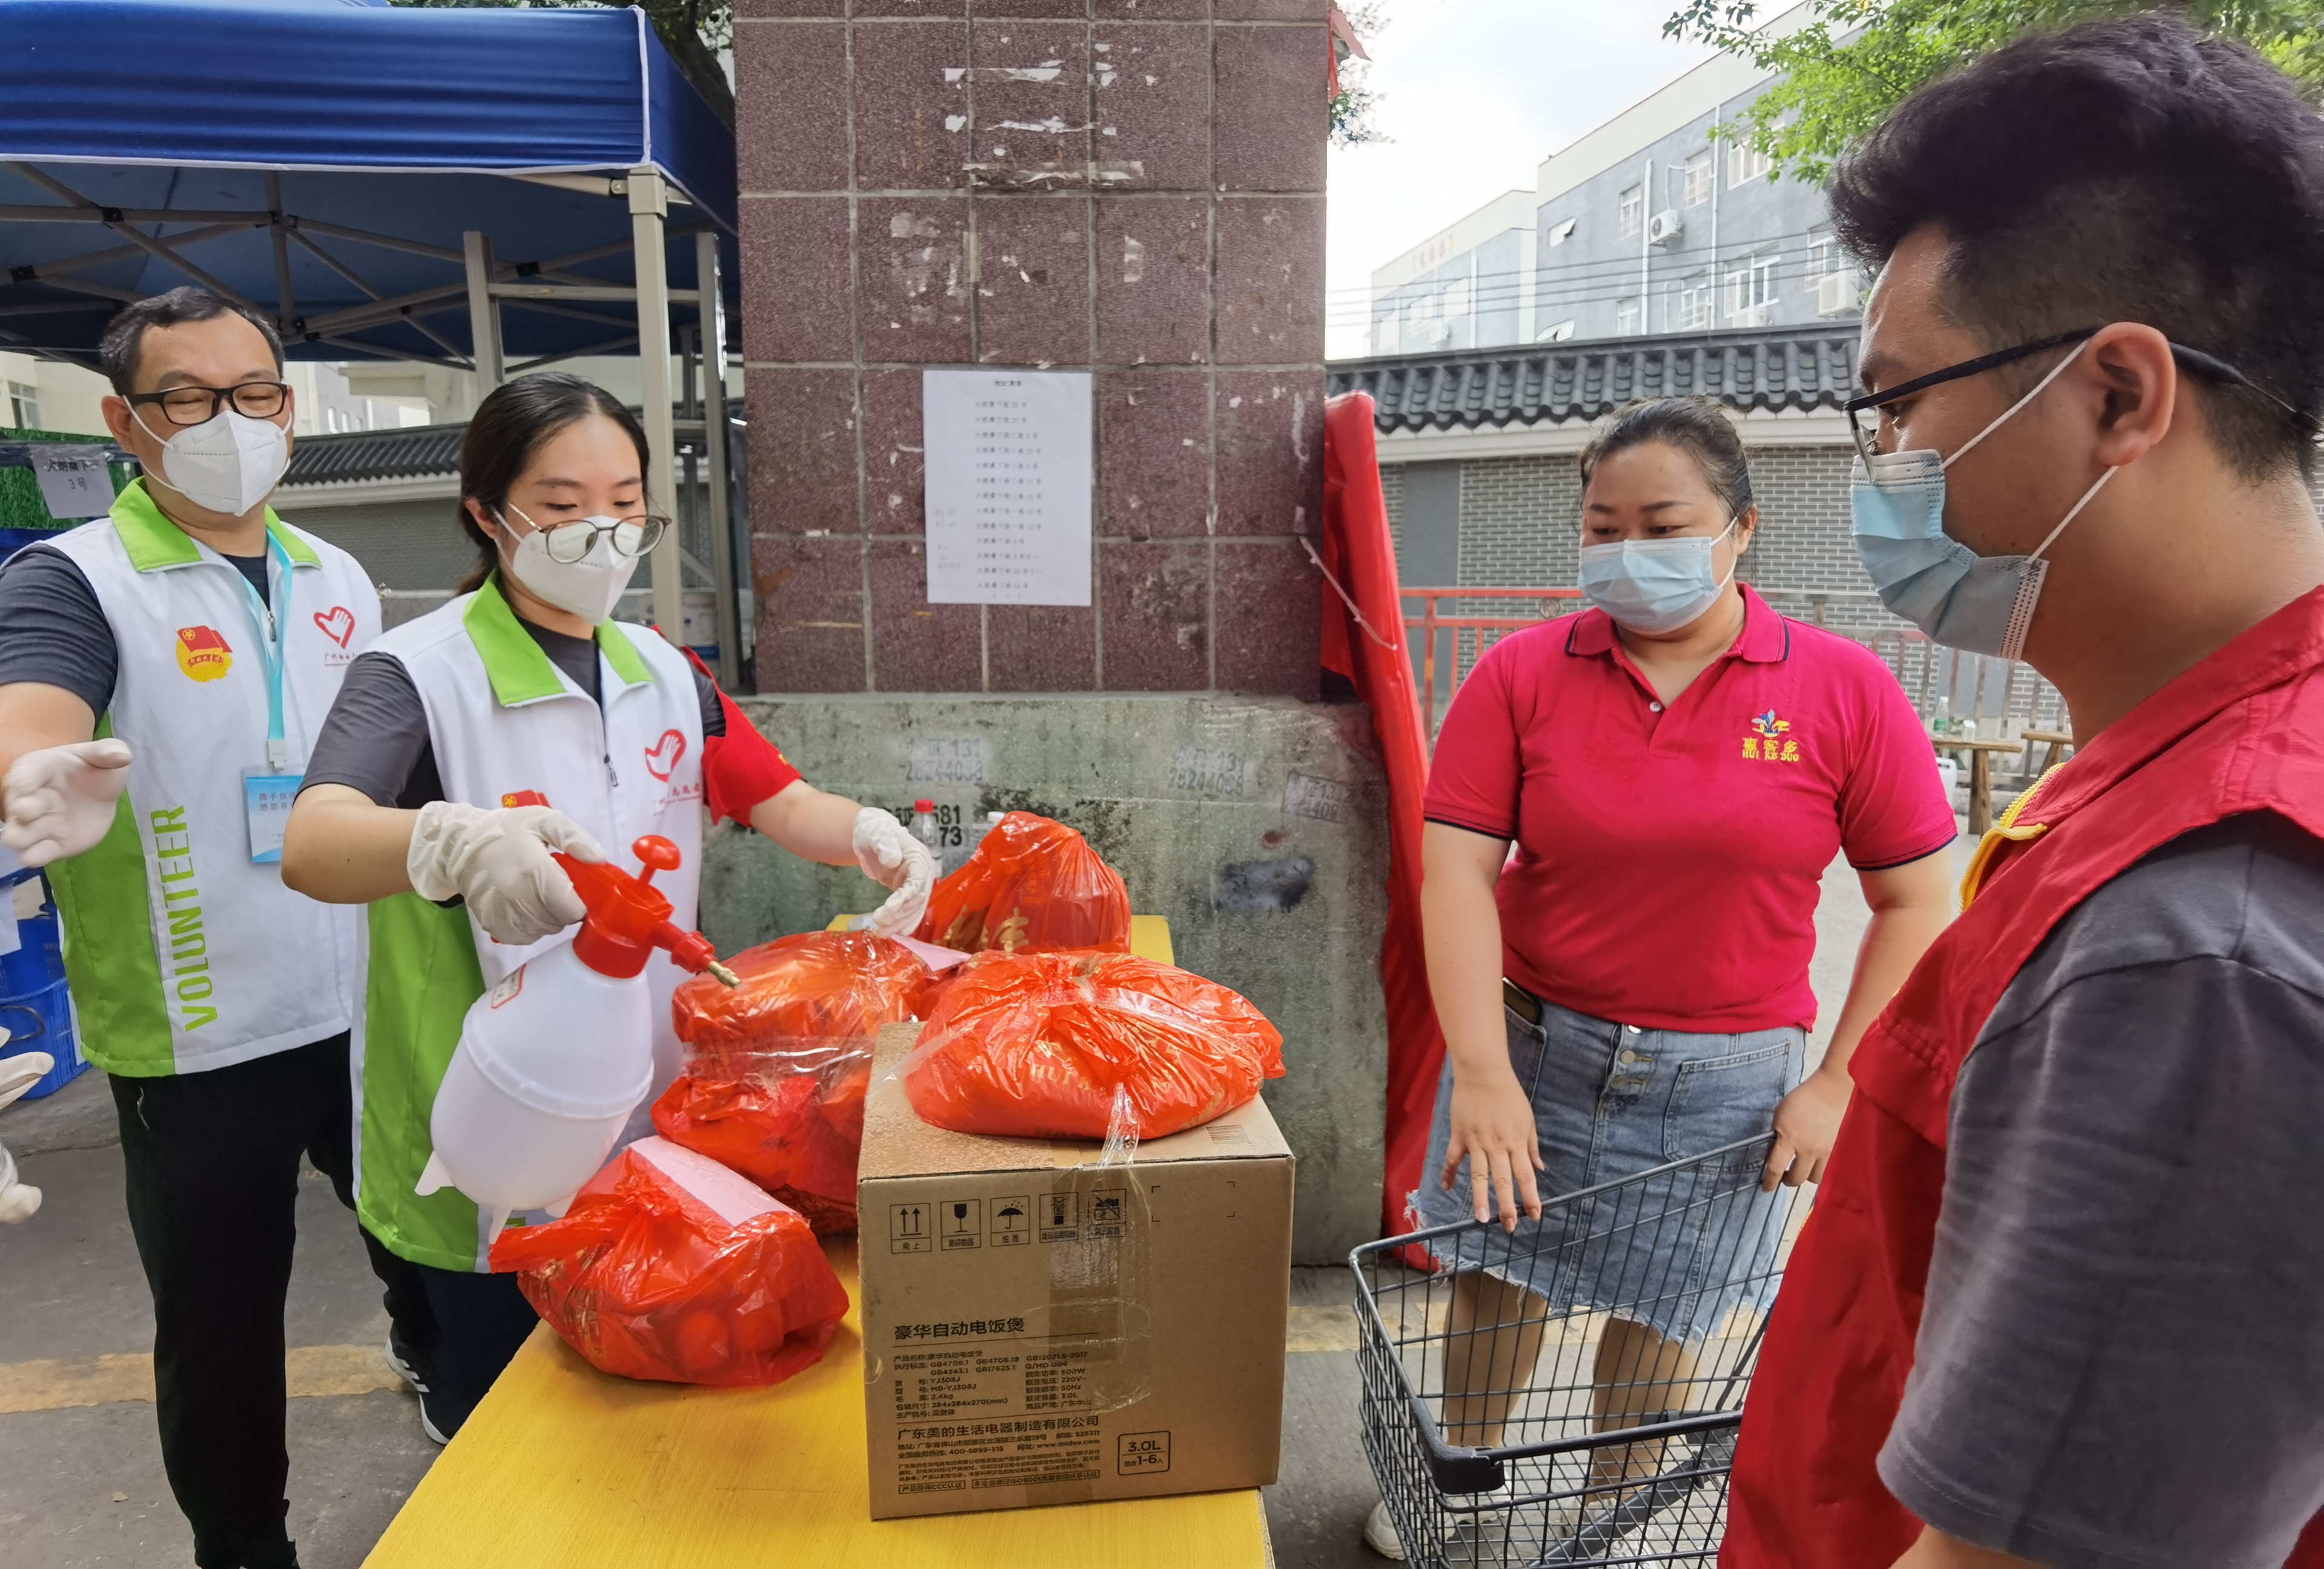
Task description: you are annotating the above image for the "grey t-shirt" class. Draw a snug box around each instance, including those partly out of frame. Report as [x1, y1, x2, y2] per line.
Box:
[302, 628, 725, 811]
[1879, 812, 2324, 1567]
[0, 541, 272, 715]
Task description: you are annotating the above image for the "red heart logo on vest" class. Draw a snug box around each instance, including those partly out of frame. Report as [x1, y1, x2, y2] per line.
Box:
[313, 606, 356, 648]
[644, 729, 686, 781]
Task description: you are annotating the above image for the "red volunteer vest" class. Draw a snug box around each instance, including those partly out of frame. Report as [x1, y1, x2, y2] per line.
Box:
[1723, 586, 2324, 1567]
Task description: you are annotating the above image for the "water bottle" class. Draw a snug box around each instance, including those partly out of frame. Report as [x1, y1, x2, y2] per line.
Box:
[911, 799, 940, 861]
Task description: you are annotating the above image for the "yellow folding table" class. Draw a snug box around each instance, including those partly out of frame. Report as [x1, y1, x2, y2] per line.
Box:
[365, 913, 1269, 1568]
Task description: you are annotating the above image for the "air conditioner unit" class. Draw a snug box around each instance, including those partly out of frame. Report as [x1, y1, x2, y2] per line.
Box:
[1732, 302, 1773, 329]
[1647, 209, 1683, 246]
[1817, 268, 1861, 317]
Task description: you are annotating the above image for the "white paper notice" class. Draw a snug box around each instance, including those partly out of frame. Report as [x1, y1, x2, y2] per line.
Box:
[923, 367, 1092, 606]
[29, 446, 115, 521]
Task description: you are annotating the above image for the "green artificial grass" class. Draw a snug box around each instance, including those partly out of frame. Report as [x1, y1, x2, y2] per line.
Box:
[0, 426, 130, 531]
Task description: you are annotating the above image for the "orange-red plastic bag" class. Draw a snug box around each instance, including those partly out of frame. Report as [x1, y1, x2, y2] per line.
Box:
[488, 1136, 849, 1387]
[652, 931, 932, 1234]
[898, 950, 1285, 1140]
[914, 812, 1131, 955]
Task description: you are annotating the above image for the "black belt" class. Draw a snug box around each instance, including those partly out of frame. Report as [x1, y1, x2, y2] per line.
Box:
[1502, 977, 1541, 1025]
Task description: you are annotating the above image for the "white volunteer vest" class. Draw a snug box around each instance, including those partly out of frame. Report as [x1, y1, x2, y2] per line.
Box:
[367, 586, 707, 1129]
[43, 485, 377, 1076]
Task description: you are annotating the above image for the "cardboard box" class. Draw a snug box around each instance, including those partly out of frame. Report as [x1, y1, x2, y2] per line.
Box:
[858, 1022, 1295, 1519]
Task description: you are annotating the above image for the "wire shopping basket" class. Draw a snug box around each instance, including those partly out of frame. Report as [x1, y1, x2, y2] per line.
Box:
[1351, 1136, 1814, 1568]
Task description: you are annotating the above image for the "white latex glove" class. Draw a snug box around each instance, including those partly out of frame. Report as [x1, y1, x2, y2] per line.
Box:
[0, 1142, 38, 1225]
[0, 1048, 51, 1225]
[2, 740, 133, 867]
[407, 801, 606, 947]
[852, 806, 937, 939]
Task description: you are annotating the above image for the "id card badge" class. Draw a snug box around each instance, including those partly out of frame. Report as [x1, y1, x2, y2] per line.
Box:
[243, 769, 303, 864]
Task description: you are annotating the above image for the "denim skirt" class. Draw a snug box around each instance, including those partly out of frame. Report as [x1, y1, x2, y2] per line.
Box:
[1414, 992, 1805, 1344]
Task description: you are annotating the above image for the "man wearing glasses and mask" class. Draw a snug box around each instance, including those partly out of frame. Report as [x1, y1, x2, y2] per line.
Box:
[1724, 16, 2324, 1569]
[0, 287, 428, 1569]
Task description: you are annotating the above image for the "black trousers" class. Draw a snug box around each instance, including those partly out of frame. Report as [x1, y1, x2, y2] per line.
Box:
[112, 1034, 434, 1569]
[405, 1260, 538, 1438]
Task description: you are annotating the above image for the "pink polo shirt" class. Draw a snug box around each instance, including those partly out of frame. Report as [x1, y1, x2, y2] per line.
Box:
[1423, 587, 1955, 1033]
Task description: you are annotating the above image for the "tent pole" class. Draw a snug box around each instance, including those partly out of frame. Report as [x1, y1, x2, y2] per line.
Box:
[696, 229, 741, 691]
[266, 174, 294, 336]
[631, 168, 681, 641]
[463, 231, 505, 390]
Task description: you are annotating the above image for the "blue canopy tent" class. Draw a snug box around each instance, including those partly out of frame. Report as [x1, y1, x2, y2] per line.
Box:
[0, 0, 744, 673]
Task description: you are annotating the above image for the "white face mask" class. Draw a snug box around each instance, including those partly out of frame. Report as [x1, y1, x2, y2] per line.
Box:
[497, 510, 640, 625]
[135, 406, 290, 517]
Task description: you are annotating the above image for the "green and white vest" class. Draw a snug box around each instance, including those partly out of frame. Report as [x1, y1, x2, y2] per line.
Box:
[351, 577, 707, 1272]
[42, 481, 378, 1077]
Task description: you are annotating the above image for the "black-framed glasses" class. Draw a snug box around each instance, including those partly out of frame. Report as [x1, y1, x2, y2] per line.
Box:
[507, 507, 670, 564]
[126, 381, 290, 428]
[1843, 329, 2095, 465]
[1844, 327, 2280, 464]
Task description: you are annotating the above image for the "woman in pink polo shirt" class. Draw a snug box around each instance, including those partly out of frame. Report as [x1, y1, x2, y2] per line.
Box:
[1365, 398, 1955, 1561]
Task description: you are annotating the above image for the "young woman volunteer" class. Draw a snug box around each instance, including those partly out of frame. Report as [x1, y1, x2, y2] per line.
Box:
[1364, 399, 1957, 1560]
[280, 373, 935, 1441]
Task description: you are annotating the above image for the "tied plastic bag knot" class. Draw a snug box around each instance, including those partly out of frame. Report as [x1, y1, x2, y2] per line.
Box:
[1099, 1084, 1139, 1168]
[913, 812, 1131, 955]
[488, 1137, 849, 1387]
[896, 949, 1284, 1141]
[654, 931, 935, 1234]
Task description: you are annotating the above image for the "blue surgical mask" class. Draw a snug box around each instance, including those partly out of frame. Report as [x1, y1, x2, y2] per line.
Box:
[1850, 343, 2119, 661]
[1579, 517, 1739, 635]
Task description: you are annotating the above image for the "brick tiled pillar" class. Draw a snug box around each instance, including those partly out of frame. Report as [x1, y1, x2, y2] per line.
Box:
[736, 0, 1327, 697]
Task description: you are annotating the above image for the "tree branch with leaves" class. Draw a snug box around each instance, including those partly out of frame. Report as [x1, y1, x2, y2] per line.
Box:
[1665, 0, 2324, 185]
[1330, 2, 1388, 147]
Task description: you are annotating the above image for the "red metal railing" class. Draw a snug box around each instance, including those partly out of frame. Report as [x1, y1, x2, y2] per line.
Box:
[1401, 586, 1584, 736]
[1399, 587, 2067, 754]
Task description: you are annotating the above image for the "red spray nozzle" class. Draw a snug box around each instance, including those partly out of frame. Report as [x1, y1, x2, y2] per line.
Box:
[553, 835, 739, 985]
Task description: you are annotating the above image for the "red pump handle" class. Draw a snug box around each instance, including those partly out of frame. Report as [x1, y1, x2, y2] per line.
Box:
[633, 834, 681, 886]
[553, 836, 738, 985]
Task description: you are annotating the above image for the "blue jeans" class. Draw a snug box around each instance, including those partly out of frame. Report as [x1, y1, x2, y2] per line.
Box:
[1414, 991, 1805, 1343]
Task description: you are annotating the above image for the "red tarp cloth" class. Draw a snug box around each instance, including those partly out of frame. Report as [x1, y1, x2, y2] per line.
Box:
[1321, 392, 1445, 1254]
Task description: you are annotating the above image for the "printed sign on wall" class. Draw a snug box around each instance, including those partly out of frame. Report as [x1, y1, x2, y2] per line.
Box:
[30, 446, 115, 520]
[923, 367, 1092, 607]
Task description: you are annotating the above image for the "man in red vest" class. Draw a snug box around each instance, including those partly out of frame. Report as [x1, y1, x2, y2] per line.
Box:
[1725, 16, 2324, 1569]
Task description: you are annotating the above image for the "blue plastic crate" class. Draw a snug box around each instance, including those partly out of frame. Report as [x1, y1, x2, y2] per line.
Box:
[0, 978, 85, 1099]
[2, 870, 84, 1098]
[1, 876, 62, 998]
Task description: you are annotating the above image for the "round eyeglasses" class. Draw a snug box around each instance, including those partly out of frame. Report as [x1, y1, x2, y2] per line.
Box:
[126, 381, 290, 428]
[513, 511, 670, 564]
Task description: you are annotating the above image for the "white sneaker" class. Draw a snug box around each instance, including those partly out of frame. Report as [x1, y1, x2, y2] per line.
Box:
[1364, 1500, 1408, 1561]
[382, 1332, 424, 1390]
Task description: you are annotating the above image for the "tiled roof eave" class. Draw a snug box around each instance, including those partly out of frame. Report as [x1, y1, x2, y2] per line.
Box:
[1329, 323, 1860, 435]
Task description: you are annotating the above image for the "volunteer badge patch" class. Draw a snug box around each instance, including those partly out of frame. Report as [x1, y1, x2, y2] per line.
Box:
[313, 606, 356, 648]
[176, 626, 233, 682]
[1742, 709, 1799, 763]
[644, 729, 686, 781]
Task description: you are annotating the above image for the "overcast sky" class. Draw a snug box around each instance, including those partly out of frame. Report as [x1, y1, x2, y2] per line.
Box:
[1324, 0, 1721, 357]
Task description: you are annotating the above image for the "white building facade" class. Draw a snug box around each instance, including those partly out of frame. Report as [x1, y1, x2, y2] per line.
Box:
[1368, 8, 1858, 356]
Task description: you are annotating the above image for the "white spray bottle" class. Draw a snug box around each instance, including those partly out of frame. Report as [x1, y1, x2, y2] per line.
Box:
[416, 834, 737, 1240]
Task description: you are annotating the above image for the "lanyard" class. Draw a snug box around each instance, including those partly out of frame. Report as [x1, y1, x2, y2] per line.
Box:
[230, 531, 296, 771]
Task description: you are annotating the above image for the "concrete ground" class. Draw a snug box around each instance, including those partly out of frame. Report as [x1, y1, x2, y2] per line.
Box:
[0, 844, 1948, 1569]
